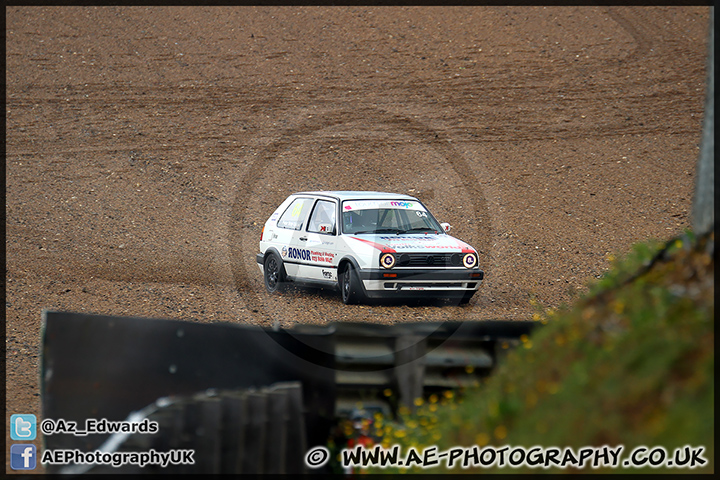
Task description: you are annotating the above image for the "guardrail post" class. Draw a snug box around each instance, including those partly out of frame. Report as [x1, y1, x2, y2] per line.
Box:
[394, 335, 427, 412]
[241, 392, 268, 473]
[220, 392, 247, 474]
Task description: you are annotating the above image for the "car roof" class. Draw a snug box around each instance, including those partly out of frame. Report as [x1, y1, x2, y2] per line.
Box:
[293, 191, 419, 202]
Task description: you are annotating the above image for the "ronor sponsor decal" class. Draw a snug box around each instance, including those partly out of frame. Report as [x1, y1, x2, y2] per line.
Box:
[284, 246, 312, 261]
[310, 250, 335, 263]
[284, 246, 335, 263]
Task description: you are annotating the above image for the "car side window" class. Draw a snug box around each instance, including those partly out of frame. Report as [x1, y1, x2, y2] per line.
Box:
[307, 200, 337, 234]
[277, 197, 314, 231]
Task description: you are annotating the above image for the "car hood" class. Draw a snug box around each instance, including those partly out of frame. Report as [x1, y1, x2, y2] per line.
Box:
[344, 233, 476, 253]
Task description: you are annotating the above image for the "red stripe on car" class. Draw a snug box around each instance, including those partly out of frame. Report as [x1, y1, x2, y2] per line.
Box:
[349, 237, 396, 253]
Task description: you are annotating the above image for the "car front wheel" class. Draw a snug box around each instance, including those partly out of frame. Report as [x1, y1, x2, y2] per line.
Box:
[264, 252, 286, 294]
[340, 264, 366, 305]
[459, 291, 475, 305]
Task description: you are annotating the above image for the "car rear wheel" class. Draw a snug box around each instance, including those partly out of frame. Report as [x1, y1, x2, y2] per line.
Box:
[264, 252, 287, 294]
[340, 264, 366, 305]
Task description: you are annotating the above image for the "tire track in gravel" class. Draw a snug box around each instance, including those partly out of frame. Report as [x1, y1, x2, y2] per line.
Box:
[5, 225, 231, 288]
[605, 6, 654, 63]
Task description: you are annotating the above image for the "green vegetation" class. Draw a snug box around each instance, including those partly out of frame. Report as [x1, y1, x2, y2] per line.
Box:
[362, 231, 714, 473]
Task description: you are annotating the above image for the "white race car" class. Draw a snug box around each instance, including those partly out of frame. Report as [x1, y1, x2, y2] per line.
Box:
[256, 191, 484, 304]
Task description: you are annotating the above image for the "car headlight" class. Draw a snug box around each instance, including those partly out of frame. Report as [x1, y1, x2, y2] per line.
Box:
[380, 253, 396, 269]
[462, 253, 477, 269]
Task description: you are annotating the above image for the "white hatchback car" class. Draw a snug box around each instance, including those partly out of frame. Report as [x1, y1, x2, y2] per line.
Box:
[256, 191, 484, 304]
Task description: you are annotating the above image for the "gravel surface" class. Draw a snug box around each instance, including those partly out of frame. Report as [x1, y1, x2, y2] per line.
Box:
[5, 5, 710, 472]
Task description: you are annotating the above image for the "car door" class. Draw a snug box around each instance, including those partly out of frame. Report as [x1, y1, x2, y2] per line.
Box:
[296, 198, 340, 283]
[273, 196, 315, 279]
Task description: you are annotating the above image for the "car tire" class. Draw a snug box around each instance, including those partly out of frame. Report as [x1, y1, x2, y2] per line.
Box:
[459, 291, 475, 305]
[340, 264, 366, 305]
[264, 252, 287, 294]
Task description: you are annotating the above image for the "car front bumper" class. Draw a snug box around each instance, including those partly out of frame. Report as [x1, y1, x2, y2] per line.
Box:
[359, 268, 483, 298]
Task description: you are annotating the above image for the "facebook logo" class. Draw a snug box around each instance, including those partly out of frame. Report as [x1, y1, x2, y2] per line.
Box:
[11, 444, 37, 470]
[10, 414, 37, 440]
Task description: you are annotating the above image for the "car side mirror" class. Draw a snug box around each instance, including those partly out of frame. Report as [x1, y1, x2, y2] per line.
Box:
[441, 222, 451, 233]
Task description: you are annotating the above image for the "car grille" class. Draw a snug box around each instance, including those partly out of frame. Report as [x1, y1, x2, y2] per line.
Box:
[397, 253, 462, 267]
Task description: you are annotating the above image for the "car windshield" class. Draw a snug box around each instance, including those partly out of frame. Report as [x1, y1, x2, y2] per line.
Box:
[341, 200, 444, 235]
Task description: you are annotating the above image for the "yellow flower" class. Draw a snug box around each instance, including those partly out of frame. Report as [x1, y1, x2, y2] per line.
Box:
[414, 397, 424, 407]
[475, 432, 490, 447]
[488, 399, 499, 418]
[613, 300, 624, 314]
[494, 425, 507, 440]
[429, 394, 439, 404]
